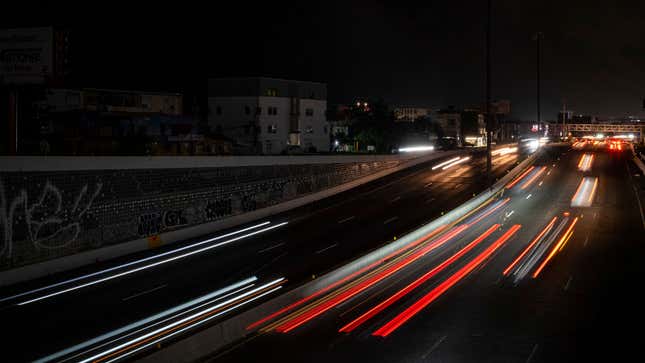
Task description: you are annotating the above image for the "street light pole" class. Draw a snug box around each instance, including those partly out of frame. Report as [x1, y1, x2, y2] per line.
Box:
[485, 0, 493, 188]
[562, 98, 567, 140]
[535, 31, 544, 135]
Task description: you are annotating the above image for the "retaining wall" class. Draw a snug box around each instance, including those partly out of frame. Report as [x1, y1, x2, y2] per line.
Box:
[0, 152, 448, 273]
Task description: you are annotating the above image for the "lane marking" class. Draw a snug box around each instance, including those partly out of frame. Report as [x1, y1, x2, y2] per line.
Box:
[390, 196, 401, 203]
[424, 182, 433, 188]
[383, 216, 399, 225]
[122, 284, 167, 302]
[526, 343, 539, 363]
[526, 194, 532, 200]
[563, 276, 572, 291]
[257, 242, 285, 254]
[254, 253, 288, 274]
[315, 243, 338, 254]
[421, 335, 447, 360]
[337, 216, 356, 224]
[425, 198, 435, 204]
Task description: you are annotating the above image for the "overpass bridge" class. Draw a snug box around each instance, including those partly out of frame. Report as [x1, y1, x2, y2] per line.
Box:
[565, 123, 645, 142]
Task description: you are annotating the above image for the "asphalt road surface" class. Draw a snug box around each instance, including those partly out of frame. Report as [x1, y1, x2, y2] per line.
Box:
[2, 147, 529, 362]
[209, 143, 645, 363]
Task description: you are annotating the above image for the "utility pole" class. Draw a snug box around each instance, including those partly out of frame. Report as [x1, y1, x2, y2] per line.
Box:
[562, 98, 567, 140]
[535, 32, 544, 135]
[485, 0, 493, 188]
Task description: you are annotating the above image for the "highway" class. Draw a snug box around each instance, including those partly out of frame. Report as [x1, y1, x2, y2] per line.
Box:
[206, 143, 645, 363]
[1, 146, 529, 362]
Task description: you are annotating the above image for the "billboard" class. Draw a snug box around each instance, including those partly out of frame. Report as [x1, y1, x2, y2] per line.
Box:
[0, 27, 53, 84]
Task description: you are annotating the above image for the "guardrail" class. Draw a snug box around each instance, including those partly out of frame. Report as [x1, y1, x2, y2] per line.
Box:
[140, 147, 545, 363]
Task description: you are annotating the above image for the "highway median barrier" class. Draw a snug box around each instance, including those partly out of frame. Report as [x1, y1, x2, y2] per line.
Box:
[140, 147, 545, 363]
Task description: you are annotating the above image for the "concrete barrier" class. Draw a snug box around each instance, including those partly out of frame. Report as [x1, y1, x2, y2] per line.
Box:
[634, 156, 645, 175]
[140, 148, 544, 363]
[0, 150, 460, 286]
[0, 153, 425, 172]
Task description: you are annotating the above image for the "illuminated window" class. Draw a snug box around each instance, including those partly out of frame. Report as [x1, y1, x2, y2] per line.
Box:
[265, 88, 279, 97]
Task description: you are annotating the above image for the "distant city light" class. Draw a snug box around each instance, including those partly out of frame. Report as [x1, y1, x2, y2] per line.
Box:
[398, 145, 435, 153]
[611, 134, 635, 139]
[527, 139, 539, 152]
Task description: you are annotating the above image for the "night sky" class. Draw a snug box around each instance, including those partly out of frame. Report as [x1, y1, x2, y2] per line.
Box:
[4, 0, 645, 120]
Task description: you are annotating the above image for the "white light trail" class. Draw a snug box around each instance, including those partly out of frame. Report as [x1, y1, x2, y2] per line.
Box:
[513, 218, 567, 283]
[106, 285, 284, 363]
[577, 153, 594, 172]
[1, 221, 272, 304]
[492, 147, 518, 156]
[571, 177, 598, 208]
[442, 157, 471, 170]
[431, 156, 461, 170]
[17, 222, 288, 305]
[76, 278, 285, 363]
[398, 146, 435, 152]
[34, 277, 258, 363]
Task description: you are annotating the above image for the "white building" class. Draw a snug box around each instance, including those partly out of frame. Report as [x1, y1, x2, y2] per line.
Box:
[208, 77, 329, 154]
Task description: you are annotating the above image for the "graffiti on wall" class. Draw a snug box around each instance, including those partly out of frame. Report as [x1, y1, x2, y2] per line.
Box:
[0, 179, 103, 260]
[137, 212, 161, 236]
[136, 209, 191, 237]
[205, 199, 232, 221]
[162, 210, 188, 229]
[1, 160, 400, 268]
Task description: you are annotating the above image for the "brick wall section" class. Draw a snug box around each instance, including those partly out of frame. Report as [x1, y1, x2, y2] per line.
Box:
[0, 160, 401, 270]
